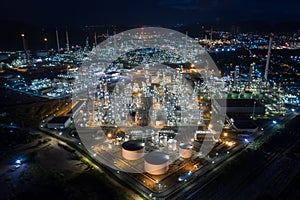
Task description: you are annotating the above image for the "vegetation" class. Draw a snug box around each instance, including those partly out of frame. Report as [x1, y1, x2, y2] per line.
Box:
[58, 142, 76, 153]
[14, 163, 130, 200]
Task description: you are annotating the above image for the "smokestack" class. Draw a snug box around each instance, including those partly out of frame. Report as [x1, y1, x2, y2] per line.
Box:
[85, 36, 89, 49]
[248, 63, 255, 88]
[234, 65, 239, 87]
[94, 32, 97, 47]
[264, 33, 274, 81]
[21, 34, 28, 61]
[113, 30, 117, 49]
[185, 31, 188, 59]
[56, 28, 60, 53]
[66, 30, 70, 52]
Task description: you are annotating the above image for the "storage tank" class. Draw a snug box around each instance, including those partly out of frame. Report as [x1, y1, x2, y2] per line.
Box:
[179, 143, 193, 158]
[168, 139, 177, 151]
[155, 120, 165, 126]
[151, 133, 159, 143]
[160, 136, 168, 146]
[144, 151, 169, 175]
[231, 91, 239, 99]
[122, 140, 144, 160]
[243, 91, 252, 99]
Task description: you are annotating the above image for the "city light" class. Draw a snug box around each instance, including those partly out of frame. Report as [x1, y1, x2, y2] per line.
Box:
[15, 159, 21, 165]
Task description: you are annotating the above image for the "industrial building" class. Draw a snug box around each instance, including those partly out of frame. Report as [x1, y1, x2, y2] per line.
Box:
[47, 116, 71, 129]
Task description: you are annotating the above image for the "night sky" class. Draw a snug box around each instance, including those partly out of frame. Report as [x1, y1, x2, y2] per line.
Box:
[1, 0, 300, 51]
[1, 0, 300, 26]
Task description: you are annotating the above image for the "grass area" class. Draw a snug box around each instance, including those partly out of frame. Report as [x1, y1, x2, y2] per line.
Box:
[1, 98, 67, 126]
[286, 139, 300, 160]
[9, 145, 131, 200]
[37, 137, 52, 146]
[16, 163, 130, 200]
[58, 142, 76, 153]
[279, 170, 300, 199]
[78, 156, 93, 169]
[0, 129, 42, 147]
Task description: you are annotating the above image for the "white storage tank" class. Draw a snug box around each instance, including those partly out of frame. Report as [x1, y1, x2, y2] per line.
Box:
[144, 151, 169, 175]
[152, 133, 159, 142]
[179, 143, 193, 159]
[160, 136, 168, 146]
[168, 139, 177, 151]
[122, 140, 145, 160]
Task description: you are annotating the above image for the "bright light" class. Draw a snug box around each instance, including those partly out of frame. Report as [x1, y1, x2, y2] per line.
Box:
[244, 138, 249, 143]
[272, 120, 277, 124]
[225, 141, 235, 147]
[291, 108, 295, 112]
[15, 159, 21, 165]
[223, 132, 228, 137]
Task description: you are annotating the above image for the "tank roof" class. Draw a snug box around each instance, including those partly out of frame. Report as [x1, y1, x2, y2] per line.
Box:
[144, 151, 169, 165]
[122, 140, 144, 151]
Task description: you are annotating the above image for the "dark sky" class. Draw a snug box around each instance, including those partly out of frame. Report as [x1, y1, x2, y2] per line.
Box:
[1, 0, 300, 26]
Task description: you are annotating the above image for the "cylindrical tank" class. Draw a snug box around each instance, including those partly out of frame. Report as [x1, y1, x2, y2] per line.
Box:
[124, 135, 130, 141]
[144, 151, 169, 175]
[243, 91, 252, 99]
[152, 133, 159, 143]
[122, 140, 144, 160]
[179, 143, 193, 158]
[231, 91, 239, 99]
[155, 120, 165, 126]
[108, 142, 113, 149]
[160, 136, 168, 146]
[168, 139, 177, 151]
